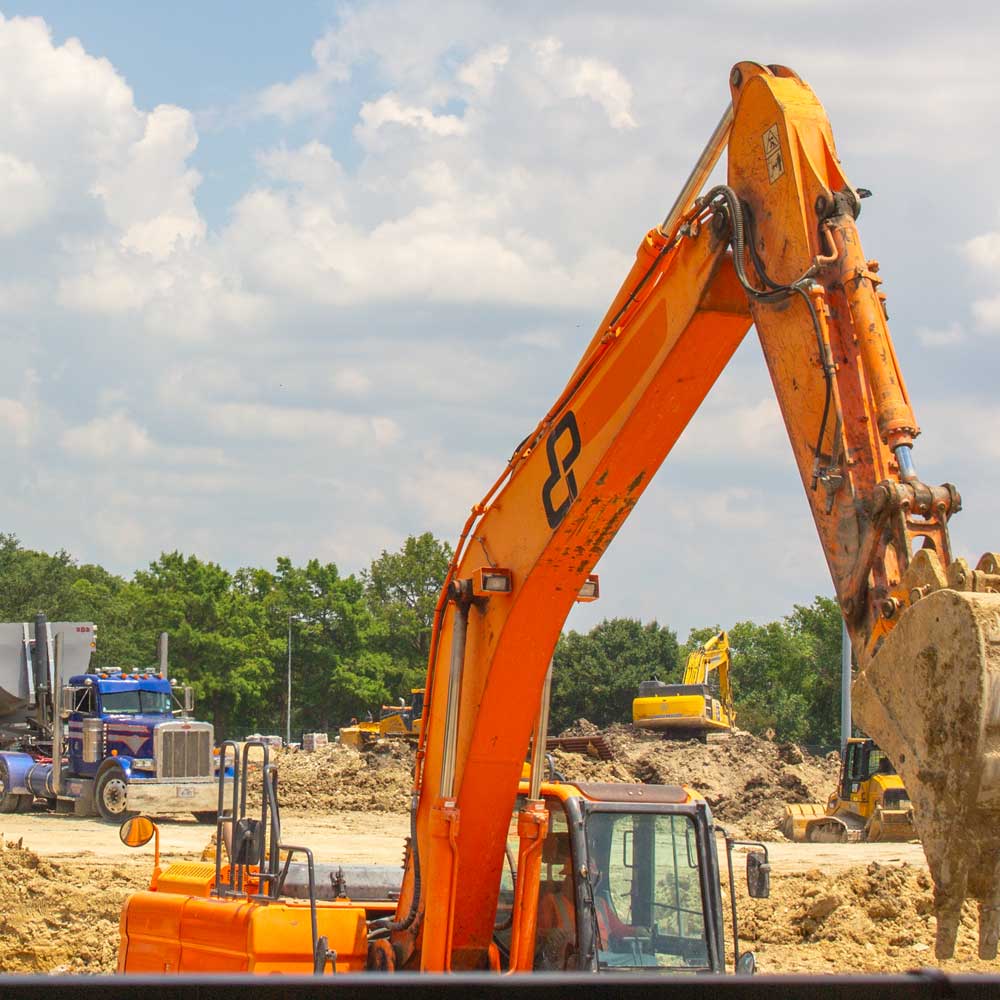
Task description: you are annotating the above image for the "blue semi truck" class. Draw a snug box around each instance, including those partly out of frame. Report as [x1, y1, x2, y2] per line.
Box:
[0, 614, 224, 821]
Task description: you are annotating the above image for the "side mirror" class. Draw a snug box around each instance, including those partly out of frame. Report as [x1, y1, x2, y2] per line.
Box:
[735, 950, 757, 975]
[120, 815, 157, 848]
[184, 686, 195, 713]
[60, 686, 75, 718]
[746, 851, 770, 899]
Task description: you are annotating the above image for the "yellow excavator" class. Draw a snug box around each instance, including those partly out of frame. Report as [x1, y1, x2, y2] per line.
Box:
[782, 737, 915, 843]
[632, 631, 735, 736]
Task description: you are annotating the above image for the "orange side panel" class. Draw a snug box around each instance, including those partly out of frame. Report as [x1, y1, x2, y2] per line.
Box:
[248, 902, 369, 973]
[119, 891, 186, 973]
[121, 893, 369, 974]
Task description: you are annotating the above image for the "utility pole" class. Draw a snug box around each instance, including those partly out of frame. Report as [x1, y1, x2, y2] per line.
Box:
[840, 619, 852, 754]
[286, 613, 293, 746]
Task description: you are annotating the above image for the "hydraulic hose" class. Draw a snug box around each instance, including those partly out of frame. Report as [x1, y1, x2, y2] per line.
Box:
[368, 790, 421, 939]
[702, 184, 836, 483]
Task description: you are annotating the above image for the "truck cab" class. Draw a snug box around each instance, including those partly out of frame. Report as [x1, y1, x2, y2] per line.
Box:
[66, 671, 171, 776]
[60, 669, 217, 820]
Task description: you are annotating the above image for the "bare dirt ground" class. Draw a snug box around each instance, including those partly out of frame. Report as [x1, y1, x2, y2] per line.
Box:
[0, 727, 996, 976]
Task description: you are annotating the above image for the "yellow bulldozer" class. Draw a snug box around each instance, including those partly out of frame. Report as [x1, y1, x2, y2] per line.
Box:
[340, 688, 424, 750]
[339, 688, 426, 749]
[632, 630, 735, 736]
[782, 737, 915, 843]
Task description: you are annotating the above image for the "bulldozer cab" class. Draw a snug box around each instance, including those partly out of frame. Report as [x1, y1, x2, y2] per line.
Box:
[841, 739, 896, 800]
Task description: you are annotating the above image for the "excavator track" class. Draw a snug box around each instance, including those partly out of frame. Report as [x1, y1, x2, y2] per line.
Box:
[854, 586, 1000, 960]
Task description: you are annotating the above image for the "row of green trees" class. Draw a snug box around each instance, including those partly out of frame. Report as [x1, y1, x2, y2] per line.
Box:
[550, 598, 843, 746]
[0, 533, 844, 745]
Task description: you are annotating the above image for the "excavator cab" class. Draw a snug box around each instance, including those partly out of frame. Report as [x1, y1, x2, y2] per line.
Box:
[496, 780, 764, 974]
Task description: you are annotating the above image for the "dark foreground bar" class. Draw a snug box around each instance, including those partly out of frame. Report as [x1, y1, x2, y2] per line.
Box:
[0, 972, 998, 1000]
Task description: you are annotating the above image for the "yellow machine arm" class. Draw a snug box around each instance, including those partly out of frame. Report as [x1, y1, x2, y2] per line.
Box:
[682, 631, 734, 724]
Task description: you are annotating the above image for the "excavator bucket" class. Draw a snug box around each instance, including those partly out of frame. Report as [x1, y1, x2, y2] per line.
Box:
[853, 587, 1000, 960]
[780, 802, 826, 842]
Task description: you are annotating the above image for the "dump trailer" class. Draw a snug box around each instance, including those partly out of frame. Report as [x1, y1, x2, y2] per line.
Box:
[633, 631, 735, 736]
[782, 738, 915, 843]
[0, 614, 225, 821]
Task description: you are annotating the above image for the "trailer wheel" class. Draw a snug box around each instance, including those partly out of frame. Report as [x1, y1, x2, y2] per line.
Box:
[0, 760, 27, 814]
[95, 767, 134, 822]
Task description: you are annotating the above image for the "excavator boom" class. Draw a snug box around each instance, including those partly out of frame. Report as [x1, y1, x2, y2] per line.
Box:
[399, 61, 999, 968]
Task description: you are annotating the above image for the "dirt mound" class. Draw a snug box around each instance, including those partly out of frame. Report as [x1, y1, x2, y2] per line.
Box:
[254, 741, 414, 813]
[0, 838, 149, 973]
[560, 724, 839, 840]
[729, 860, 996, 972]
[253, 727, 838, 838]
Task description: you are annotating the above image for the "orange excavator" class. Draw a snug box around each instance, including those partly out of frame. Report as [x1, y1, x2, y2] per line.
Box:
[118, 61, 999, 973]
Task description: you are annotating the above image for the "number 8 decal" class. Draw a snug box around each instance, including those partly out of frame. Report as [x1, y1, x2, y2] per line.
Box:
[542, 410, 581, 529]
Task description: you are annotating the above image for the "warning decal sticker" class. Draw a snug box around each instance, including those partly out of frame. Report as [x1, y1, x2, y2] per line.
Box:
[763, 124, 784, 183]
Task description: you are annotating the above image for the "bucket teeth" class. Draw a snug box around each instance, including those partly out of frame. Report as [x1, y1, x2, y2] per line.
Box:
[854, 588, 1000, 960]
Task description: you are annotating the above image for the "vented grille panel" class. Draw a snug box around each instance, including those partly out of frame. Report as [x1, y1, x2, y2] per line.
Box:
[158, 727, 212, 778]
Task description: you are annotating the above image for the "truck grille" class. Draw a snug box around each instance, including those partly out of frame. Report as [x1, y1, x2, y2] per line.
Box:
[155, 722, 213, 779]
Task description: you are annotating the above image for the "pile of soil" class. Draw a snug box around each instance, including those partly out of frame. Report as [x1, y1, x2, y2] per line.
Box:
[259, 724, 839, 840]
[594, 724, 841, 839]
[255, 741, 414, 813]
[0, 838, 148, 974]
[728, 860, 996, 973]
[553, 721, 840, 839]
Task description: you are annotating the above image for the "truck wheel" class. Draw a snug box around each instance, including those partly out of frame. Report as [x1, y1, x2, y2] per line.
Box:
[95, 768, 134, 822]
[0, 760, 26, 814]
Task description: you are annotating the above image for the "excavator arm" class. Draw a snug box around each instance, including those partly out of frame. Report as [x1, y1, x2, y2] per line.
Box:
[683, 630, 734, 726]
[391, 61, 998, 970]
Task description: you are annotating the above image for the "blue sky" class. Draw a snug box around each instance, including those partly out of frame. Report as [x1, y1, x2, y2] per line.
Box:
[0, 2, 997, 642]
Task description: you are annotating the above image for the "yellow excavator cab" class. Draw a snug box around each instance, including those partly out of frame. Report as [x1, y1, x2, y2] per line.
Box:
[632, 631, 735, 735]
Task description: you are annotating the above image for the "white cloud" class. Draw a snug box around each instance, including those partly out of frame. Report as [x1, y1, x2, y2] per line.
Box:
[965, 230, 1000, 332]
[0, 153, 50, 235]
[972, 296, 1000, 331]
[331, 368, 371, 396]
[0, 398, 33, 449]
[254, 32, 349, 122]
[208, 401, 400, 449]
[457, 44, 509, 96]
[532, 37, 636, 129]
[915, 322, 965, 347]
[674, 396, 786, 462]
[357, 93, 467, 145]
[965, 231, 1000, 271]
[93, 103, 204, 260]
[61, 411, 152, 460]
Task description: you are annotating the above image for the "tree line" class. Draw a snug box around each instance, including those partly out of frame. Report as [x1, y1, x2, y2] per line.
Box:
[0, 532, 844, 746]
